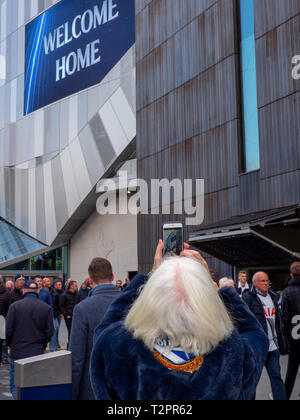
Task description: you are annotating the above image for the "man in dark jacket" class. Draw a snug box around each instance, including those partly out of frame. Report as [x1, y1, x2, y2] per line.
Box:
[0, 277, 10, 318]
[281, 262, 300, 399]
[60, 280, 82, 346]
[49, 279, 64, 352]
[243, 272, 287, 400]
[6, 280, 54, 399]
[236, 270, 250, 297]
[69, 258, 121, 400]
[0, 276, 10, 365]
[9, 274, 25, 306]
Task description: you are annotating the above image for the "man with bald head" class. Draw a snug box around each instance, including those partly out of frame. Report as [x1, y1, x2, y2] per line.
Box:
[5, 280, 14, 292]
[34, 276, 53, 312]
[243, 272, 287, 400]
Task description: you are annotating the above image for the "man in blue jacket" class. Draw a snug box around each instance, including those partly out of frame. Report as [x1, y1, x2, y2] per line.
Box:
[69, 258, 121, 400]
[34, 276, 53, 313]
[6, 280, 54, 399]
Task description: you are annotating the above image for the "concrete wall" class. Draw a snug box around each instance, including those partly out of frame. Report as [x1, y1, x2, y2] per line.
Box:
[69, 210, 138, 286]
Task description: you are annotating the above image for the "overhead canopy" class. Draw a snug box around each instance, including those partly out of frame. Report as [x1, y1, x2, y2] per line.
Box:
[189, 206, 300, 268]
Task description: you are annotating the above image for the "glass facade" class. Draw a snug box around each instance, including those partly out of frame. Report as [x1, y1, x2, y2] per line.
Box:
[0, 245, 68, 281]
[238, 0, 260, 172]
[0, 217, 44, 264]
[30, 248, 63, 272]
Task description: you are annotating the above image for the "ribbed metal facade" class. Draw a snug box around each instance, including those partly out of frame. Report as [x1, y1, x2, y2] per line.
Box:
[136, 0, 300, 274]
[0, 0, 136, 255]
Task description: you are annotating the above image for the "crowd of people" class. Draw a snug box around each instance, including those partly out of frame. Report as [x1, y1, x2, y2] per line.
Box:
[0, 272, 132, 399]
[0, 244, 299, 401]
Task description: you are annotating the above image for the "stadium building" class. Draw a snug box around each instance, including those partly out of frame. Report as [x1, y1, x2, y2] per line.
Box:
[0, 0, 299, 290]
[0, 0, 137, 284]
[135, 0, 300, 289]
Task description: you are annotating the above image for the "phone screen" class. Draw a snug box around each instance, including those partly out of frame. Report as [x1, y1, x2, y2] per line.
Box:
[163, 227, 183, 256]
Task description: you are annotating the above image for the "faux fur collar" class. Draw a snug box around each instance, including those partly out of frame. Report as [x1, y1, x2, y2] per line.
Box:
[91, 322, 247, 400]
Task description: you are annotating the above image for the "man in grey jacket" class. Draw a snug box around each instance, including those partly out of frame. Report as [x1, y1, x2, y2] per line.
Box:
[69, 258, 121, 400]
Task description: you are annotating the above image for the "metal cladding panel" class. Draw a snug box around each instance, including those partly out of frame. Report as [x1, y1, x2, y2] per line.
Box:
[14, 351, 72, 388]
[136, 0, 300, 272]
[0, 0, 136, 249]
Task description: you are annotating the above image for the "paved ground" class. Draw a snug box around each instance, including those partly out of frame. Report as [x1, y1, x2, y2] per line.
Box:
[0, 364, 11, 400]
[256, 355, 300, 401]
[1, 321, 299, 400]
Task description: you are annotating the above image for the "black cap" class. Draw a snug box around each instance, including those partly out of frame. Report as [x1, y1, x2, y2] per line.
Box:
[53, 278, 63, 285]
[23, 281, 39, 291]
[14, 274, 25, 283]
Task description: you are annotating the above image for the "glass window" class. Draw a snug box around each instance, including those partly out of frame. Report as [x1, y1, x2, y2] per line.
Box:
[238, 0, 260, 173]
[0, 218, 44, 264]
[1, 260, 30, 272]
[30, 248, 63, 271]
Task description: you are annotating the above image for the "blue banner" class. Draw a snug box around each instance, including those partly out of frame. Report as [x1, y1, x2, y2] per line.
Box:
[24, 0, 135, 115]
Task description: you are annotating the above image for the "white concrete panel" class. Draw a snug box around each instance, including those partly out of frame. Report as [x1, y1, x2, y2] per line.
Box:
[18, 113, 34, 165]
[0, 1, 7, 42]
[98, 76, 120, 109]
[0, 40, 6, 87]
[0, 168, 5, 217]
[69, 209, 138, 285]
[108, 59, 121, 83]
[18, 0, 25, 27]
[43, 160, 57, 244]
[68, 136, 92, 202]
[110, 87, 136, 141]
[99, 100, 128, 157]
[30, 0, 38, 19]
[10, 78, 17, 123]
[14, 168, 22, 227]
[28, 167, 36, 238]
[34, 109, 44, 158]
[0, 86, 5, 130]
[16, 73, 24, 121]
[68, 95, 78, 144]
[88, 86, 99, 121]
[0, 130, 3, 168]
[17, 26, 24, 77]
[60, 147, 80, 216]
[15, 161, 29, 169]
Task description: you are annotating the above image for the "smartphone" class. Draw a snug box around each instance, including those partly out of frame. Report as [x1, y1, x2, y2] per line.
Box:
[163, 223, 184, 256]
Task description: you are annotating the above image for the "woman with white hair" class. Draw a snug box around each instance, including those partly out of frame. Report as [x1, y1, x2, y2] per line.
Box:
[90, 241, 269, 400]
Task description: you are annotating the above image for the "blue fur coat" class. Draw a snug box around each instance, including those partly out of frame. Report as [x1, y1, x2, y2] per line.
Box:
[90, 275, 269, 400]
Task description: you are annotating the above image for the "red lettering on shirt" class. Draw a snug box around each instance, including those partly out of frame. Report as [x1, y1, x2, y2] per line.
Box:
[264, 307, 275, 318]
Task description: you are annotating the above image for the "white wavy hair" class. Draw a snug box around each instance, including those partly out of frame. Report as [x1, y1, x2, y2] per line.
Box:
[125, 256, 234, 356]
[219, 277, 235, 289]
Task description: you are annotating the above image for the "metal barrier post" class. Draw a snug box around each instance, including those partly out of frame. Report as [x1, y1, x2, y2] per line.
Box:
[14, 351, 72, 400]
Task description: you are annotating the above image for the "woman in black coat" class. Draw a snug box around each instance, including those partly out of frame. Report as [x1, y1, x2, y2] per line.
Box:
[90, 242, 269, 400]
